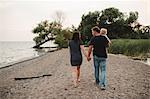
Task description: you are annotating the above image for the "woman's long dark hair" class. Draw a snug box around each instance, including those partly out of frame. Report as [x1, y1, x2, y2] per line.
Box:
[72, 32, 80, 41]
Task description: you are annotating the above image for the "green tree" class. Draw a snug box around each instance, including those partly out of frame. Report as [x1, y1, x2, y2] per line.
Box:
[78, 7, 148, 42]
[32, 20, 61, 45]
[100, 7, 123, 23]
[97, 7, 133, 39]
[32, 20, 73, 48]
[54, 28, 72, 48]
[126, 11, 138, 24]
[78, 11, 100, 41]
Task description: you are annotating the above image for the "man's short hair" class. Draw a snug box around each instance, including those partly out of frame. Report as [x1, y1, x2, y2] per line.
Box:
[91, 26, 100, 33]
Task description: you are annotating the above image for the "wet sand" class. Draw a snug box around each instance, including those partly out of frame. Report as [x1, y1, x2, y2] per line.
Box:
[0, 49, 149, 99]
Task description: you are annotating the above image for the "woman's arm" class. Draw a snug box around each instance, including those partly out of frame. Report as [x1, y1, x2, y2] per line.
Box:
[80, 45, 88, 58]
[88, 45, 93, 58]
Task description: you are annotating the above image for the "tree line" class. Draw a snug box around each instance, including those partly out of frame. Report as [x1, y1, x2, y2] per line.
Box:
[78, 7, 150, 43]
[32, 7, 150, 48]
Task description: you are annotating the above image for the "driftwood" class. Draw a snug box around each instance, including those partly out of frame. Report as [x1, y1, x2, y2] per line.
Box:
[14, 74, 52, 80]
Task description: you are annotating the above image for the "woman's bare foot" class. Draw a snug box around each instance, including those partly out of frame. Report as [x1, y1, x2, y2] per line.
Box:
[77, 78, 80, 82]
[74, 81, 78, 88]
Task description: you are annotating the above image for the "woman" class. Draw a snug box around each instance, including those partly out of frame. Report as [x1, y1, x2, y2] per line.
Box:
[69, 32, 88, 87]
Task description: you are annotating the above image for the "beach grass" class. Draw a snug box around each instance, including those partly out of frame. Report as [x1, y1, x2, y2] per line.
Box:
[108, 39, 150, 58]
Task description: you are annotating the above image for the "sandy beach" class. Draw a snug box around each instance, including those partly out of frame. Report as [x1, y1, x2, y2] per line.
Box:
[0, 49, 149, 99]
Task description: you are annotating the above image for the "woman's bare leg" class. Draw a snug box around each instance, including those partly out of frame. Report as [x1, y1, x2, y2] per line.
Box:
[77, 66, 80, 82]
[72, 67, 78, 87]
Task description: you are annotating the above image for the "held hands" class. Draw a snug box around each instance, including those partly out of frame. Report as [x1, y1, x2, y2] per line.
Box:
[87, 56, 91, 61]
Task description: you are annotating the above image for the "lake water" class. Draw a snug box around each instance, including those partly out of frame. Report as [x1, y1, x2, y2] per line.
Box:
[0, 41, 58, 68]
[0, 41, 40, 67]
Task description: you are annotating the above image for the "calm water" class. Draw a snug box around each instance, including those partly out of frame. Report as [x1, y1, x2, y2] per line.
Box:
[0, 41, 41, 67]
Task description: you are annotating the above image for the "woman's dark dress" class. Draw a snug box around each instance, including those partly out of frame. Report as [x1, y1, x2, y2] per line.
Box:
[69, 40, 83, 66]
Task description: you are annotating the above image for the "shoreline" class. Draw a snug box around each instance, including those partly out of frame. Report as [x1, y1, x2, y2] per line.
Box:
[0, 49, 149, 70]
[0, 48, 60, 70]
[109, 54, 150, 67]
[109, 54, 150, 66]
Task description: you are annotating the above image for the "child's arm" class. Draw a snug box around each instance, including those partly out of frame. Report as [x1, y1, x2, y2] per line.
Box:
[105, 35, 111, 46]
[105, 35, 111, 43]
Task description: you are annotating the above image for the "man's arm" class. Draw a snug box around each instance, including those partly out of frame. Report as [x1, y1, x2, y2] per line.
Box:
[87, 45, 93, 61]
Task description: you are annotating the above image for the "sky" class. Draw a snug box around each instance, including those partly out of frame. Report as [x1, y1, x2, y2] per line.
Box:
[0, 0, 150, 41]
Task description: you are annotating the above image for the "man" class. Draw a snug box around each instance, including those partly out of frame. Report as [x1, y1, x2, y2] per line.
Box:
[87, 26, 109, 90]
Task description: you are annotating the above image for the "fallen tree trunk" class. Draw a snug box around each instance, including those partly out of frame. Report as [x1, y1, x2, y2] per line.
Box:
[33, 37, 55, 48]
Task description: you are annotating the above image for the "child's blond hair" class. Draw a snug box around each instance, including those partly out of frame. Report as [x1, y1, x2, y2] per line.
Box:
[100, 28, 107, 35]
